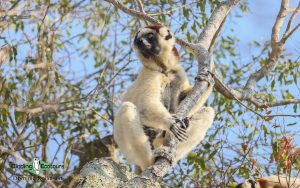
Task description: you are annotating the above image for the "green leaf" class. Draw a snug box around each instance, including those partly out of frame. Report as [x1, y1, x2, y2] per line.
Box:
[208, 150, 217, 160]
[199, 158, 206, 170]
[6, 168, 14, 174]
[271, 79, 275, 89]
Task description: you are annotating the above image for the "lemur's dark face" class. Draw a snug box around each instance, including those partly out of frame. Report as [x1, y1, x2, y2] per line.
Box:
[236, 179, 259, 188]
[133, 25, 174, 59]
[134, 29, 161, 58]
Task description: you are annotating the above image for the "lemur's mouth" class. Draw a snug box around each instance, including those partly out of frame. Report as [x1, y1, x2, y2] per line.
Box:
[134, 41, 161, 58]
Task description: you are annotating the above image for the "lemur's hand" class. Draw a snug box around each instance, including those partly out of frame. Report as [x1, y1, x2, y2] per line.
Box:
[170, 116, 187, 142]
[172, 115, 189, 129]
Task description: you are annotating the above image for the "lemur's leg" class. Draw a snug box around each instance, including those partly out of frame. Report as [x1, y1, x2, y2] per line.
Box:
[114, 102, 154, 171]
[174, 107, 215, 162]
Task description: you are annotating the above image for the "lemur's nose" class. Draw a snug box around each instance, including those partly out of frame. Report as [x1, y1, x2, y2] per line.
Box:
[140, 38, 151, 48]
[153, 46, 160, 54]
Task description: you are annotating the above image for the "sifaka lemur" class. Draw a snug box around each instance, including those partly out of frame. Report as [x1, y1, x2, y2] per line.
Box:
[113, 25, 215, 172]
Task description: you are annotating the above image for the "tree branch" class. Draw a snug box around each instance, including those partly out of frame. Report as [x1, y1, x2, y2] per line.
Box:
[249, 98, 300, 108]
[105, 0, 161, 25]
[282, 2, 300, 41]
[281, 22, 300, 43]
[212, 0, 300, 111]
[198, 0, 240, 48]
[135, 0, 146, 14]
[244, 0, 300, 93]
[148, 2, 198, 16]
[214, 73, 300, 111]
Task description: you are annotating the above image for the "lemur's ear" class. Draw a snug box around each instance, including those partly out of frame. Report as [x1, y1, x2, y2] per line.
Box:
[165, 30, 172, 40]
[145, 25, 163, 33]
[256, 178, 268, 188]
[172, 47, 180, 61]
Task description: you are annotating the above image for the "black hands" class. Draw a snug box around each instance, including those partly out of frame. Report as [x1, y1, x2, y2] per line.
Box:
[170, 116, 189, 142]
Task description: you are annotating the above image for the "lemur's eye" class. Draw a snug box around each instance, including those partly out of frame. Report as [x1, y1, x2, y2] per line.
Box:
[248, 180, 256, 184]
[136, 38, 142, 43]
[165, 30, 172, 40]
[147, 33, 154, 38]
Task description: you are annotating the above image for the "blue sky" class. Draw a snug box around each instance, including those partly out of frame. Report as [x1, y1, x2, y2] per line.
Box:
[232, 0, 299, 58]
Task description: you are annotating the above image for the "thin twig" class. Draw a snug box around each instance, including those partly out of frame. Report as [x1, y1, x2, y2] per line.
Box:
[282, 23, 300, 43]
[135, 0, 145, 14]
[282, 2, 300, 42]
[149, 1, 198, 16]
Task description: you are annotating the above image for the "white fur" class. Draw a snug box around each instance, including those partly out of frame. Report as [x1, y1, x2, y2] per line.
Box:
[175, 107, 214, 161]
[114, 26, 215, 171]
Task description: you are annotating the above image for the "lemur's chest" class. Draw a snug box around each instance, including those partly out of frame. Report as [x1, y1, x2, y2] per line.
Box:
[160, 71, 177, 98]
[161, 71, 177, 110]
[160, 73, 172, 89]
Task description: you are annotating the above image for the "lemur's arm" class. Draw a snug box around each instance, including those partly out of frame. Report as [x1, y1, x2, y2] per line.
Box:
[169, 67, 191, 114]
[139, 97, 187, 141]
